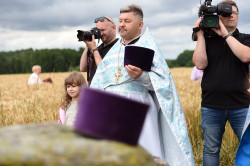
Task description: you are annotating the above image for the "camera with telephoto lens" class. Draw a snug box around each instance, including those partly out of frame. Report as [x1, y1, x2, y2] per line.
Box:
[192, 0, 232, 41]
[77, 27, 101, 41]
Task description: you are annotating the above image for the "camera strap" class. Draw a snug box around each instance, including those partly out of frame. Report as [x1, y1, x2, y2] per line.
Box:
[87, 39, 101, 85]
[193, 27, 201, 33]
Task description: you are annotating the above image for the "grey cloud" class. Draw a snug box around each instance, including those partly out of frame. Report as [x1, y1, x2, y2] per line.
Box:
[1, 0, 249, 31]
[0, 0, 119, 31]
[0, 0, 201, 31]
[1, 0, 249, 59]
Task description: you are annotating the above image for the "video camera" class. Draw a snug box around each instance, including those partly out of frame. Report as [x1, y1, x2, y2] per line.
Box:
[77, 27, 101, 41]
[192, 0, 232, 41]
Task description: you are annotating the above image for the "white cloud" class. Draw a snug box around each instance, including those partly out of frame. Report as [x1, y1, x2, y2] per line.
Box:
[0, 26, 87, 51]
[0, 0, 250, 60]
[151, 25, 196, 59]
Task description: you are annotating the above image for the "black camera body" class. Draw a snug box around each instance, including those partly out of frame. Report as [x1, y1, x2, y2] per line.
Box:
[192, 0, 232, 41]
[77, 27, 101, 41]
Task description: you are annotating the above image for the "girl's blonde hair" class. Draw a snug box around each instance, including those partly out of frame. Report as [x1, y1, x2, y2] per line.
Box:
[62, 71, 87, 109]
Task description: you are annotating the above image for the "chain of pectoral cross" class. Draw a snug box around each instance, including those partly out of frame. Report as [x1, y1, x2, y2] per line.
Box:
[114, 38, 139, 84]
[114, 43, 123, 84]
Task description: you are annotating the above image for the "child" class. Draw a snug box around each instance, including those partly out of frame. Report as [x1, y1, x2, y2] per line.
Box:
[58, 71, 87, 126]
[28, 65, 42, 85]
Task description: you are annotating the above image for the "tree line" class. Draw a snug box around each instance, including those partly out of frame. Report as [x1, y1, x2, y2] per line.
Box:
[0, 48, 194, 74]
[0, 48, 85, 74]
[166, 50, 194, 68]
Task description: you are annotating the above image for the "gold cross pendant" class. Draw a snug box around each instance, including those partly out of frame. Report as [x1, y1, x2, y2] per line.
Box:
[114, 67, 123, 84]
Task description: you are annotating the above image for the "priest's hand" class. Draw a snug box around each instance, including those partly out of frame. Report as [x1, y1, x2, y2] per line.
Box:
[125, 65, 143, 79]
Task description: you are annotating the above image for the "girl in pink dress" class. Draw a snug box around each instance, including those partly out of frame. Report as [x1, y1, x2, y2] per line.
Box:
[58, 71, 86, 125]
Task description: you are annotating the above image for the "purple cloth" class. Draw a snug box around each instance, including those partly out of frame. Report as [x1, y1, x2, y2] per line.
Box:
[74, 87, 149, 145]
[124, 45, 154, 71]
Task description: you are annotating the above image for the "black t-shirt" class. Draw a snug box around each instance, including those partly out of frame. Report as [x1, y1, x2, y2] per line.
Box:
[201, 29, 250, 109]
[88, 38, 119, 84]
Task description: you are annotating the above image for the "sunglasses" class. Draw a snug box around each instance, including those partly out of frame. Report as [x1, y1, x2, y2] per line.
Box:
[94, 17, 114, 24]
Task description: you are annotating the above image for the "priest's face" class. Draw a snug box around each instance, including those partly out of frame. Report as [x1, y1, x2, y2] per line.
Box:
[118, 12, 143, 44]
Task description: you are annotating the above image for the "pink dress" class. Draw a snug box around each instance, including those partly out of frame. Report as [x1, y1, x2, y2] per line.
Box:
[58, 108, 65, 124]
[191, 66, 203, 81]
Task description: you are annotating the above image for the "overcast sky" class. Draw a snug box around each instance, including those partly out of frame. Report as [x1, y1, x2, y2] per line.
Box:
[0, 0, 250, 59]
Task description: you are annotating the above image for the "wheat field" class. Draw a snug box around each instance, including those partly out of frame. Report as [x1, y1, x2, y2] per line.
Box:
[0, 68, 238, 165]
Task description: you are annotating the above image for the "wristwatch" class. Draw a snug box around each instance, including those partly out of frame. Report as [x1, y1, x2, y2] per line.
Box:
[193, 27, 201, 33]
[91, 48, 98, 54]
[224, 32, 232, 40]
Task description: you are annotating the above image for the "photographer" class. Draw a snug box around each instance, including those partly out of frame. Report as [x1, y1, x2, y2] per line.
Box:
[80, 16, 118, 84]
[192, 0, 250, 165]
